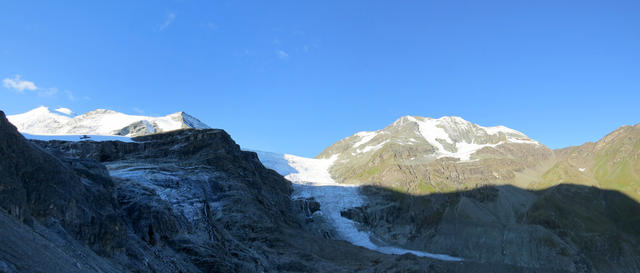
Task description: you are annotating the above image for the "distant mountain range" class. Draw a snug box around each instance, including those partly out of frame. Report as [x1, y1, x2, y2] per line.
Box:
[8, 106, 639, 201]
[7, 106, 209, 137]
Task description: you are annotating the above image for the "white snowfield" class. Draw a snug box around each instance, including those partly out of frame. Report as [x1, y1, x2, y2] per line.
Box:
[351, 115, 539, 161]
[254, 150, 463, 262]
[22, 133, 134, 142]
[7, 106, 209, 137]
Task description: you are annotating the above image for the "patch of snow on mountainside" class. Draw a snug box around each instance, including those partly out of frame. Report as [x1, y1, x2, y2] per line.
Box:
[253, 150, 463, 261]
[357, 140, 389, 154]
[352, 131, 378, 148]
[483, 125, 539, 145]
[483, 125, 522, 136]
[404, 116, 538, 161]
[406, 116, 454, 153]
[7, 106, 210, 137]
[447, 142, 499, 161]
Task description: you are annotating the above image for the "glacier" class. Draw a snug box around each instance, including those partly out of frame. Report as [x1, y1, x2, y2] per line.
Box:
[253, 150, 463, 262]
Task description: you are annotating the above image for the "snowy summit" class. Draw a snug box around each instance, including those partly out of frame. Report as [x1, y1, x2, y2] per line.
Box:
[7, 106, 210, 137]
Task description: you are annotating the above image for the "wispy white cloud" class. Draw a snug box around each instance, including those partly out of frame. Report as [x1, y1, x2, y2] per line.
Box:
[4, 74, 88, 101]
[276, 50, 289, 59]
[3, 75, 37, 92]
[159, 12, 176, 30]
[55, 107, 73, 115]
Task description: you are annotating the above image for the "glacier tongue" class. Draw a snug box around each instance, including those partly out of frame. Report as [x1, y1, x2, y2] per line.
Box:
[254, 150, 463, 262]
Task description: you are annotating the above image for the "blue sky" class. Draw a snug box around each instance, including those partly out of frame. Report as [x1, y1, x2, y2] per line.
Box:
[1, 1, 639, 157]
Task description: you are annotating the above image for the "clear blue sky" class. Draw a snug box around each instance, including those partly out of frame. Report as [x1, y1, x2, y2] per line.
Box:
[1, 1, 639, 157]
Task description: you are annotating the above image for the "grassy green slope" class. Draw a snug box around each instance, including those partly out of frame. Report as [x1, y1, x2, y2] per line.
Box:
[537, 124, 640, 201]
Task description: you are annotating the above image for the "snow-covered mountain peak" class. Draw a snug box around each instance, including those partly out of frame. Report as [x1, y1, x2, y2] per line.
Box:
[85, 109, 118, 115]
[7, 106, 73, 134]
[320, 115, 540, 162]
[7, 106, 210, 137]
[29, 105, 50, 113]
[392, 115, 534, 144]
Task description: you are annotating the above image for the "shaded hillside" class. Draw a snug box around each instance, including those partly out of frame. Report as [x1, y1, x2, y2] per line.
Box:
[343, 184, 640, 273]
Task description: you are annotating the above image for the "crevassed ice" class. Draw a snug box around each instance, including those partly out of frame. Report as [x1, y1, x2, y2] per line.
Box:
[254, 150, 463, 262]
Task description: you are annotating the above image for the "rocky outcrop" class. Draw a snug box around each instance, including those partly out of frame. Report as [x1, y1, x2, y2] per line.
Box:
[0, 110, 127, 256]
[24, 125, 312, 272]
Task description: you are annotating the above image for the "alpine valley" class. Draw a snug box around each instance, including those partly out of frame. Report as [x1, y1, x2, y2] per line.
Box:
[1, 106, 639, 273]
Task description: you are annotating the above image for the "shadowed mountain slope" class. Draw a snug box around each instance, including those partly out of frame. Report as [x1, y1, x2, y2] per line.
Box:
[344, 184, 640, 273]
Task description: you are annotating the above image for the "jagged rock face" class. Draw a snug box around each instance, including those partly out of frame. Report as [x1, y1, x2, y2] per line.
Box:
[0, 110, 127, 256]
[538, 123, 640, 201]
[33, 128, 304, 272]
[317, 116, 554, 193]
